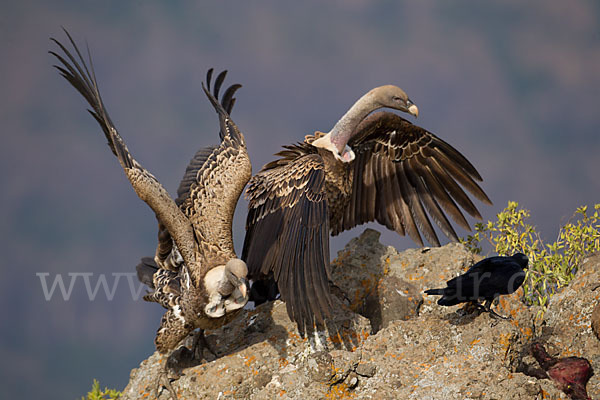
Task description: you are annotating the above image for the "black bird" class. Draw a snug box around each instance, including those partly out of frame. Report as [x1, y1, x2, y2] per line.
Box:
[424, 253, 528, 318]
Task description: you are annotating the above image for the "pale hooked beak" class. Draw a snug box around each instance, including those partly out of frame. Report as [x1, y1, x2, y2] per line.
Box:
[238, 279, 248, 299]
[407, 99, 419, 118]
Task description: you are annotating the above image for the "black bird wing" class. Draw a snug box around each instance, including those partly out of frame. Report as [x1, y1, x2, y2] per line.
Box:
[243, 154, 333, 334]
[446, 257, 525, 299]
[50, 29, 197, 265]
[330, 111, 491, 246]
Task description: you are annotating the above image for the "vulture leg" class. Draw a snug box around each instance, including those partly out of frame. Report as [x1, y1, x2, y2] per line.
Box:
[153, 368, 177, 400]
[191, 329, 217, 361]
[153, 331, 216, 399]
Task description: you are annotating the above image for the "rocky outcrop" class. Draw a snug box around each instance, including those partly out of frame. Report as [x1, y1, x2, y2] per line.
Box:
[592, 301, 600, 341]
[121, 229, 599, 399]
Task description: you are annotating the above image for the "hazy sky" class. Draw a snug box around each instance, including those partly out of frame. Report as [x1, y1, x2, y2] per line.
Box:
[1, 1, 599, 398]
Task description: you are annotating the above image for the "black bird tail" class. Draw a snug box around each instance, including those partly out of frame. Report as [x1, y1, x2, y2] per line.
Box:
[424, 288, 444, 295]
[136, 257, 158, 288]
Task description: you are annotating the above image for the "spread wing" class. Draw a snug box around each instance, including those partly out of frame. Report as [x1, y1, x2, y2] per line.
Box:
[176, 69, 251, 257]
[331, 111, 492, 246]
[242, 154, 333, 334]
[155, 71, 245, 267]
[50, 29, 197, 265]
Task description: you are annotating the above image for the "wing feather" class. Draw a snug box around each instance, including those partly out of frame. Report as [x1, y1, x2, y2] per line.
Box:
[50, 30, 197, 265]
[243, 154, 333, 333]
[330, 111, 491, 246]
[177, 72, 251, 257]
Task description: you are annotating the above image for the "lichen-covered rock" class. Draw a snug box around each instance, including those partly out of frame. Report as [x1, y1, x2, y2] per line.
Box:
[592, 300, 600, 341]
[120, 229, 599, 400]
[121, 296, 371, 400]
[530, 253, 600, 399]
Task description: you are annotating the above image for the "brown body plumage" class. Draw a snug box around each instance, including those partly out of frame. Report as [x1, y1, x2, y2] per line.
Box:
[243, 85, 492, 333]
[51, 30, 251, 354]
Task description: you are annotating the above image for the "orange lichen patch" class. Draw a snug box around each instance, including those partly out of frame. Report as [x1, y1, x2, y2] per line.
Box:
[279, 389, 287, 396]
[470, 338, 481, 346]
[381, 257, 391, 275]
[278, 357, 289, 368]
[418, 362, 432, 371]
[360, 278, 375, 289]
[329, 332, 344, 345]
[519, 326, 533, 338]
[326, 383, 356, 399]
[142, 393, 150, 398]
[498, 333, 511, 351]
[287, 331, 305, 341]
[244, 355, 257, 367]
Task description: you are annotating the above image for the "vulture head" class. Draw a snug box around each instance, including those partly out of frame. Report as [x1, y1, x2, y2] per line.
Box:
[370, 85, 419, 117]
[204, 258, 249, 318]
[223, 258, 249, 303]
[312, 85, 419, 163]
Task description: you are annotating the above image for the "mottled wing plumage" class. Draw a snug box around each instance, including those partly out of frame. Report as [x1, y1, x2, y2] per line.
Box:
[333, 111, 492, 246]
[50, 30, 197, 266]
[53, 31, 250, 355]
[136, 257, 183, 310]
[243, 154, 333, 334]
[175, 145, 219, 206]
[177, 73, 251, 262]
[155, 72, 243, 269]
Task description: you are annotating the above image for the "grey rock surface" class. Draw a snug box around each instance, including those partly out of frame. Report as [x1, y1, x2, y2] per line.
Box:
[121, 229, 599, 399]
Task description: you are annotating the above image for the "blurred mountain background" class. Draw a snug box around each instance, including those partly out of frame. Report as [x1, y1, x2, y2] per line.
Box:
[1, 1, 599, 398]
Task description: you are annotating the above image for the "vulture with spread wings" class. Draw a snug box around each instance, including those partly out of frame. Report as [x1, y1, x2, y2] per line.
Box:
[243, 85, 492, 334]
[50, 31, 251, 358]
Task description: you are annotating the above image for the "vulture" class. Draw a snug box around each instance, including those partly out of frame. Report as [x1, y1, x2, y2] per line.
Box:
[50, 31, 251, 360]
[425, 253, 528, 319]
[243, 85, 492, 333]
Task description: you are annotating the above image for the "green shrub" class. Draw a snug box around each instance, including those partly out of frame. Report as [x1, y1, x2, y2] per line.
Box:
[81, 379, 121, 400]
[461, 201, 600, 308]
